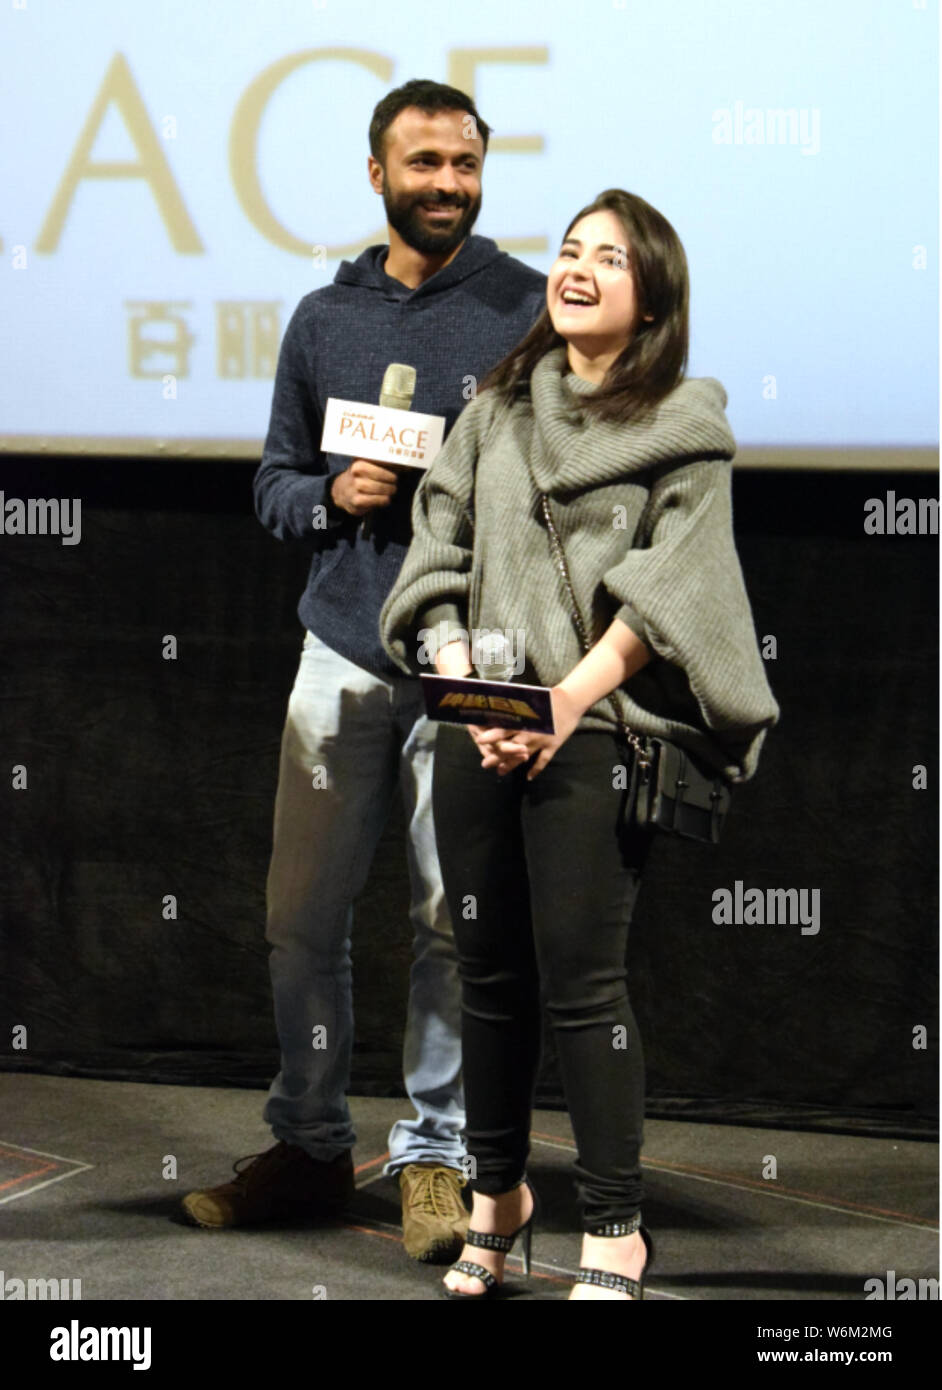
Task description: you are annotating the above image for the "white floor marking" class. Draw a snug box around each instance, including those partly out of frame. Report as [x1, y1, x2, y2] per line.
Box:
[0, 1139, 93, 1205]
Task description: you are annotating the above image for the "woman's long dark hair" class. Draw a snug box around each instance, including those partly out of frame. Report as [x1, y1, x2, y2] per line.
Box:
[481, 188, 689, 422]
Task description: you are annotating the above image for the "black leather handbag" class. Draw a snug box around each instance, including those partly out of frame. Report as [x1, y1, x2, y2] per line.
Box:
[537, 493, 732, 845]
[630, 736, 730, 843]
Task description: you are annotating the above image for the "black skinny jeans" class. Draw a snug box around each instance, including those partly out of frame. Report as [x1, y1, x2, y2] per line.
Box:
[432, 722, 653, 1230]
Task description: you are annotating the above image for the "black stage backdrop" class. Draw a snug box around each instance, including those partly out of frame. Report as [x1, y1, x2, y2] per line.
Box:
[0, 459, 937, 1138]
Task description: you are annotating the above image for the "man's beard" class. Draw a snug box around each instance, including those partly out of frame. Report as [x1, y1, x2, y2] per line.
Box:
[382, 183, 482, 256]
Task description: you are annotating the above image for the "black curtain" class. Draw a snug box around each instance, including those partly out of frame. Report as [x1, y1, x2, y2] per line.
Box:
[0, 457, 936, 1138]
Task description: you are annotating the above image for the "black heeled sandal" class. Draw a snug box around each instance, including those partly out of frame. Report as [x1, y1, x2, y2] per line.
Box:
[442, 1180, 537, 1300]
[571, 1220, 654, 1300]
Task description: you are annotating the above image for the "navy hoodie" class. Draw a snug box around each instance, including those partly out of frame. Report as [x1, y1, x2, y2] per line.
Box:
[254, 234, 547, 677]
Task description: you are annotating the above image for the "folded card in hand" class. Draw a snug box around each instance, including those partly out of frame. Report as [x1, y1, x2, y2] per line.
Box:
[420, 674, 555, 734]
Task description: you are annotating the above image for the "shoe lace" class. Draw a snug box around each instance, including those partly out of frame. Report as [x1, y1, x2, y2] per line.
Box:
[409, 1166, 465, 1218]
[230, 1142, 293, 1189]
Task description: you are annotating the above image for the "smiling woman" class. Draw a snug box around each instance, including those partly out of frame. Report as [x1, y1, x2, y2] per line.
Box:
[481, 188, 690, 418]
[549, 210, 654, 381]
[381, 185, 778, 1302]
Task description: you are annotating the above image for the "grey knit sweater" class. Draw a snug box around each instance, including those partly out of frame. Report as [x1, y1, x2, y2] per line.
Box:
[380, 346, 779, 781]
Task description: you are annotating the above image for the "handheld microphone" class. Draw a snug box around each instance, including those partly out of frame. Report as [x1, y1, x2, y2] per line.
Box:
[472, 631, 516, 683]
[380, 363, 417, 411]
[362, 363, 417, 538]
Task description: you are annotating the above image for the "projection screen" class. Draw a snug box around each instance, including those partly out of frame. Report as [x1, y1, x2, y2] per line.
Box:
[0, 0, 937, 468]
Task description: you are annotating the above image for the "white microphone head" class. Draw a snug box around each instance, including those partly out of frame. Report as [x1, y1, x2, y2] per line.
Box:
[380, 363, 417, 411]
[472, 631, 515, 682]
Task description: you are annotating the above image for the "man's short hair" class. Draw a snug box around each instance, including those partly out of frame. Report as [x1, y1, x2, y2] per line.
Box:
[369, 78, 491, 163]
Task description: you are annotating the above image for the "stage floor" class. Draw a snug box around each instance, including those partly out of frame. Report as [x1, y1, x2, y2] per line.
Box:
[0, 1072, 936, 1302]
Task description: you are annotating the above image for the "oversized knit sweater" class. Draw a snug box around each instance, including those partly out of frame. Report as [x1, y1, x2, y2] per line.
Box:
[380, 345, 779, 782]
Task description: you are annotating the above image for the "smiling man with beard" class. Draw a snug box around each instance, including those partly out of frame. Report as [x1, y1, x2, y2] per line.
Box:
[372, 109, 483, 265]
[181, 79, 546, 1268]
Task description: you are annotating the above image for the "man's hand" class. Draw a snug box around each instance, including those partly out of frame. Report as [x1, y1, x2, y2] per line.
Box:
[331, 460, 400, 516]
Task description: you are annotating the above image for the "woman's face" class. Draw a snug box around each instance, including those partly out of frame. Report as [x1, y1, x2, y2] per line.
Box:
[547, 210, 647, 357]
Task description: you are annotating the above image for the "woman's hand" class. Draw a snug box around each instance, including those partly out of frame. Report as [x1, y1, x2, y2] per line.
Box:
[471, 686, 585, 780]
[467, 618, 652, 779]
[435, 638, 472, 678]
[433, 639, 522, 764]
[432, 640, 502, 758]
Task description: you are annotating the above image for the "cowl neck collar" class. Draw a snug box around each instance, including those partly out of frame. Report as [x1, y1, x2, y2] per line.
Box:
[525, 345, 735, 493]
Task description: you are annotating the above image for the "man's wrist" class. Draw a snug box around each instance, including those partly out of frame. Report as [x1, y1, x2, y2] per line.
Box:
[324, 472, 349, 519]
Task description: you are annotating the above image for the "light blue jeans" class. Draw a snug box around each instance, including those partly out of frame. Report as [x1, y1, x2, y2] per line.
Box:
[262, 631, 465, 1174]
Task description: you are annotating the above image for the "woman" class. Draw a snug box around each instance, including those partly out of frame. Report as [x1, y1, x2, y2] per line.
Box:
[380, 189, 778, 1300]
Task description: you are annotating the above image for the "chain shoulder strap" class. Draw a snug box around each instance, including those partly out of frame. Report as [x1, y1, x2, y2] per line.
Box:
[466, 394, 513, 634]
[538, 493, 650, 769]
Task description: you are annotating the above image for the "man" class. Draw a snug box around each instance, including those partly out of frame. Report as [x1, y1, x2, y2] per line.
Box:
[182, 78, 546, 1262]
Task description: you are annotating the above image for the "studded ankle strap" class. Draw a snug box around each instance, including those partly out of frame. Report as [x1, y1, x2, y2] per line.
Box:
[449, 1260, 499, 1290]
[465, 1228, 516, 1253]
[585, 1211, 642, 1238]
[573, 1267, 642, 1299]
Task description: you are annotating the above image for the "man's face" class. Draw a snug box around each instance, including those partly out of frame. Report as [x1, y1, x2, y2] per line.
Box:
[369, 107, 484, 255]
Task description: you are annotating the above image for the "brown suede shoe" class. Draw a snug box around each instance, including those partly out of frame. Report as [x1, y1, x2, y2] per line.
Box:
[182, 1141, 355, 1228]
[399, 1163, 470, 1263]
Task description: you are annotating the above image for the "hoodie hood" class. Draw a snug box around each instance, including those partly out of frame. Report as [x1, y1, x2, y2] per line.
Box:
[528, 345, 736, 494]
[333, 233, 508, 301]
